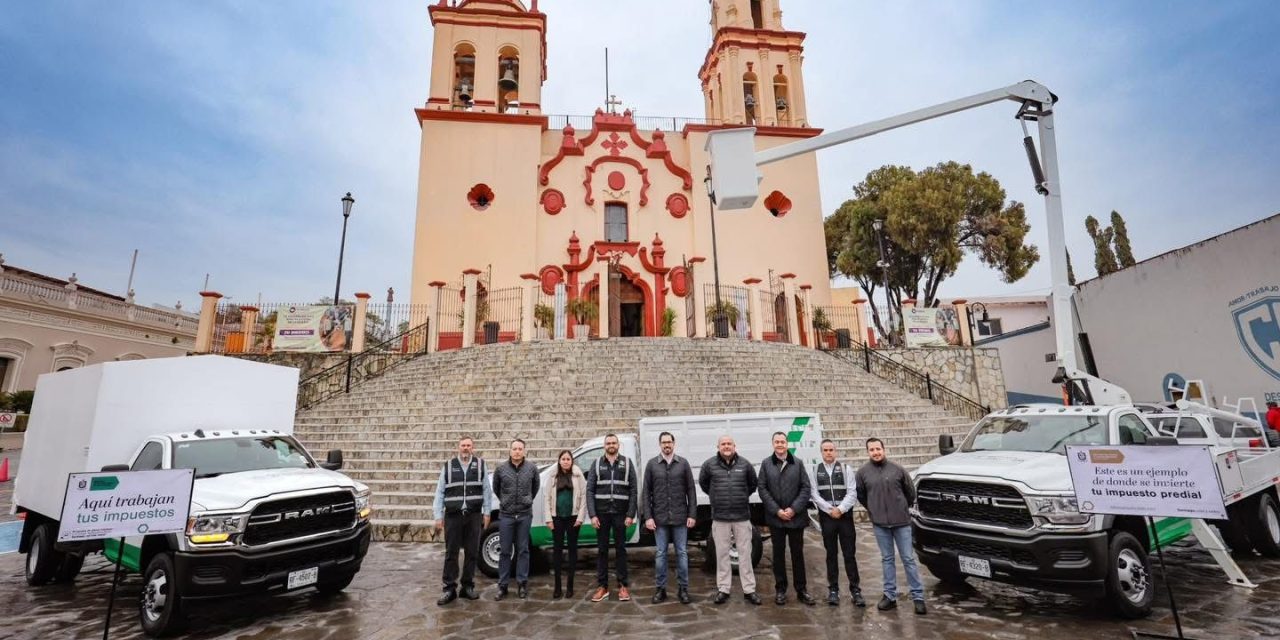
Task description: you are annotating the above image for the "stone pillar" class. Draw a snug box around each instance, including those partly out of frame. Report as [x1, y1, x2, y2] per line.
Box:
[65, 274, 79, 310]
[194, 291, 222, 353]
[520, 274, 539, 342]
[952, 299, 973, 347]
[852, 297, 869, 346]
[598, 267, 611, 339]
[744, 278, 762, 341]
[352, 293, 371, 352]
[462, 270, 480, 349]
[239, 306, 259, 354]
[726, 47, 744, 124]
[800, 285, 815, 349]
[781, 274, 799, 346]
[788, 51, 810, 126]
[689, 258, 707, 338]
[428, 281, 446, 353]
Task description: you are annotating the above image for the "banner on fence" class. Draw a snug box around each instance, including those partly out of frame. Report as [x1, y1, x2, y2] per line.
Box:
[273, 305, 353, 352]
[904, 307, 963, 348]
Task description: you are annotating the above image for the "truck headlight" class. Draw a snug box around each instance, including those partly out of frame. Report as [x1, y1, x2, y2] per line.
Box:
[186, 514, 247, 544]
[355, 490, 372, 520]
[1030, 496, 1091, 525]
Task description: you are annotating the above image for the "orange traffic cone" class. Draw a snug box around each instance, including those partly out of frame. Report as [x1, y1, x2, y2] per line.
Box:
[0, 457, 9, 483]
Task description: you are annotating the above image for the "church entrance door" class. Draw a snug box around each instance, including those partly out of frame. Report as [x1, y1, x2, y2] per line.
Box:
[610, 271, 646, 337]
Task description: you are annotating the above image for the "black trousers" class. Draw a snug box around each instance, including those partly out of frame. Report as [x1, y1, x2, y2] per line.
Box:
[595, 513, 629, 587]
[442, 511, 483, 592]
[771, 526, 807, 593]
[551, 515, 579, 586]
[819, 513, 861, 592]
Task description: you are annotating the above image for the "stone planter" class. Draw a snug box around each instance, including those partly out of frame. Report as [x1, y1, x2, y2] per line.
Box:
[573, 324, 590, 340]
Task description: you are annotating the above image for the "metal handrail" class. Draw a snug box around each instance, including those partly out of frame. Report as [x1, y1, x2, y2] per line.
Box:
[296, 322, 431, 410]
[828, 344, 991, 421]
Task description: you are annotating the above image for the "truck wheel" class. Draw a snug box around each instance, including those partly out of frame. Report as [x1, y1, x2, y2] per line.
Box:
[53, 553, 85, 583]
[1215, 518, 1254, 555]
[478, 523, 501, 579]
[1105, 532, 1153, 619]
[139, 553, 187, 637]
[315, 571, 356, 596]
[1245, 493, 1280, 558]
[25, 523, 62, 586]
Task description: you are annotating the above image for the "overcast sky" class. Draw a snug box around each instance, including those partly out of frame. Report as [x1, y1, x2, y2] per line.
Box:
[3, 1, 1277, 309]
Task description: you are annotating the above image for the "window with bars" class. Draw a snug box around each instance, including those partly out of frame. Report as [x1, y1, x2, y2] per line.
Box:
[605, 203, 628, 242]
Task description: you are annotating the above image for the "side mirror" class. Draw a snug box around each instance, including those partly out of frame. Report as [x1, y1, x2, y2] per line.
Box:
[938, 434, 956, 456]
[1144, 436, 1178, 447]
[100, 464, 130, 472]
[319, 449, 344, 471]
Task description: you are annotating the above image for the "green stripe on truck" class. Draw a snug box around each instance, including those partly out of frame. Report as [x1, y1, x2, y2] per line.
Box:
[103, 538, 142, 572]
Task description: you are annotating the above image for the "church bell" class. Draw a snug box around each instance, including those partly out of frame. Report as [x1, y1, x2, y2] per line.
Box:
[498, 62, 519, 92]
[458, 80, 473, 103]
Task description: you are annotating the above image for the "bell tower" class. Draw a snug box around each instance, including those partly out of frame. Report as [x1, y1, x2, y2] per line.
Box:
[425, 0, 547, 114]
[700, 0, 809, 127]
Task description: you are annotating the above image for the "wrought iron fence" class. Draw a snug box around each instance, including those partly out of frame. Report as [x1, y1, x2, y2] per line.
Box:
[759, 289, 781, 342]
[545, 114, 722, 132]
[702, 283, 750, 338]
[367, 303, 432, 344]
[684, 263, 698, 338]
[296, 322, 432, 410]
[433, 286, 465, 351]
[481, 286, 523, 344]
[532, 288, 558, 340]
[828, 345, 990, 421]
[812, 305, 864, 351]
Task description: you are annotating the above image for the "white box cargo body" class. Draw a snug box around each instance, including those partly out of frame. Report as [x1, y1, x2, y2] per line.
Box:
[14, 356, 299, 520]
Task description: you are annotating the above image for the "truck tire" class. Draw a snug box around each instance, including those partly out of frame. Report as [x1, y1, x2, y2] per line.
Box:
[24, 523, 62, 586]
[315, 571, 356, 596]
[701, 527, 763, 574]
[1245, 493, 1280, 558]
[53, 553, 85, 583]
[478, 522, 501, 579]
[1105, 531, 1154, 619]
[1215, 516, 1254, 555]
[139, 552, 187, 637]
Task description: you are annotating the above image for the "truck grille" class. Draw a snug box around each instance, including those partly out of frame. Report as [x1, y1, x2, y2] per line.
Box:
[916, 479, 1033, 529]
[931, 537, 1037, 566]
[243, 491, 355, 546]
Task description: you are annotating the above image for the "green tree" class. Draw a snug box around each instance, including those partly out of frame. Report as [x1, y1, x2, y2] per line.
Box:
[826, 162, 1039, 339]
[1110, 210, 1135, 268]
[1066, 249, 1077, 286]
[1085, 215, 1120, 276]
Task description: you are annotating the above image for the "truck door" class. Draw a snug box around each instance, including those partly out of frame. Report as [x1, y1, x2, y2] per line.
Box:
[104, 439, 169, 572]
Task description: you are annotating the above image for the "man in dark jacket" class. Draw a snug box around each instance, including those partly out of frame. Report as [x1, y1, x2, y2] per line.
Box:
[492, 438, 540, 601]
[758, 431, 816, 606]
[856, 437, 925, 615]
[642, 431, 698, 604]
[698, 435, 762, 606]
[586, 433, 638, 603]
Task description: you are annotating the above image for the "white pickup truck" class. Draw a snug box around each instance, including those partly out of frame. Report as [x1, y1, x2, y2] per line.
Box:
[911, 403, 1280, 618]
[12, 356, 372, 637]
[476, 412, 823, 577]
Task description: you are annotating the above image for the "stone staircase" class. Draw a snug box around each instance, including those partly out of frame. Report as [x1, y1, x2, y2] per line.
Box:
[293, 339, 978, 542]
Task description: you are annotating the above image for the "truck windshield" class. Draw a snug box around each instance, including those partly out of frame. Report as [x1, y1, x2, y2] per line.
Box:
[962, 415, 1108, 455]
[173, 436, 313, 478]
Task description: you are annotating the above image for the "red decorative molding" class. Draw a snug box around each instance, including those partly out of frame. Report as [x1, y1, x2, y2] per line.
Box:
[520, 273, 539, 281]
[539, 125, 585, 185]
[471, 99, 497, 106]
[540, 189, 565, 215]
[799, 284, 813, 291]
[467, 184, 495, 211]
[780, 273, 797, 279]
[538, 265, 564, 295]
[542, 110, 693, 193]
[665, 193, 690, 219]
[903, 298, 917, 305]
[763, 190, 793, 217]
[199, 291, 223, 298]
[593, 241, 641, 257]
[602, 132, 628, 156]
[353, 292, 372, 300]
[239, 305, 259, 312]
[742, 278, 762, 285]
[462, 268, 483, 276]
[416, 108, 550, 128]
[951, 298, 969, 305]
[426, 98, 450, 105]
[688, 256, 707, 265]
[669, 266, 690, 297]
[584, 156, 650, 206]
[607, 171, 626, 190]
[428, 281, 447, 288]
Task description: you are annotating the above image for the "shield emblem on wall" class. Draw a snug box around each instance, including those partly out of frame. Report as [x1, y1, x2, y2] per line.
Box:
[1233, 296, 1280, 381]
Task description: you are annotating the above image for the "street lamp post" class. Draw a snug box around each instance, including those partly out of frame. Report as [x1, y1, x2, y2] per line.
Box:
[333, 192, 355, 304]
[966, 301, 990, 343]
[703, 167, 728, 338]
[872, 218, 895, 346]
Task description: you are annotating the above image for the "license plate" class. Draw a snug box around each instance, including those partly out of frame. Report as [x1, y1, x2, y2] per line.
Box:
[287, 567, 319, 590]
[958, 555, 991, 578]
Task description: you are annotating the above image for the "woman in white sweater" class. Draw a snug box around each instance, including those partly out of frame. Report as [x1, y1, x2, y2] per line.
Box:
[545, 450, 586, 599]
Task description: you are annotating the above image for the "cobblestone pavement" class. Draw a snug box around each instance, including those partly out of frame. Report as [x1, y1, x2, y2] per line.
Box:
[1, 524, 1278, 639]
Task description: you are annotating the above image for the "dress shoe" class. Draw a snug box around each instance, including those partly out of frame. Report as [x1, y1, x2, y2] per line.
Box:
[852, 591, 866, 608]
[877, 595, 897, 610]
[618, 586, 631, 601]
[744, 592, 762, 606]
[591, 586, 610, 602]
[495, 586, 509, 601]
[553, 586, 563, 599]
[460, 586, 479, 601]
[518, 583, 529, 600]
[651, 588, 667, 604]
[913, 599, 927, 615]
[774, 591, 787, 606]
[713, 591, 730, 605]
[565, 587, 574, 599]
[797, 591, 816, 606]
[827, 589, 840, 606]
[436, 590, 457, 606]
[677, 587, 691, 604]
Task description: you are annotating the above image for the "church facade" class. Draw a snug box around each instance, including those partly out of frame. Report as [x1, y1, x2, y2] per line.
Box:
[410, 0, 834, 341]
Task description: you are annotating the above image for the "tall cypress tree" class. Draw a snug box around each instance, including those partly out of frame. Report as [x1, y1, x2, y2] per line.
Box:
[1110, 210, 1135, 267]
[1066, 249, 1077, 285]
[1085, 215, 1120, 276]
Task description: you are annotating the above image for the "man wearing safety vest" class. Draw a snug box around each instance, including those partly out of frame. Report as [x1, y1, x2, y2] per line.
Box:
[586, 433, 638, 602]
[810, 438, 864, 607]
[432, 436, 493, 606]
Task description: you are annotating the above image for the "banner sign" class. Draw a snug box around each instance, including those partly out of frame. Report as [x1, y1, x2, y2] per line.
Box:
[58, 469, 195, 542]
[1065, 445, 1226, 520]
[274, 305, 353, 352]
[904, 307, 962, 348]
